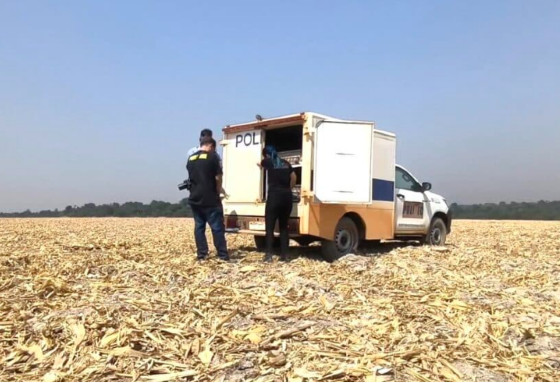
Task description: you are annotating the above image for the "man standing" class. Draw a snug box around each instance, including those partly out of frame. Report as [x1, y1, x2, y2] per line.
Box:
[188, 129, 222, 165]
[187, 136, 229, 261]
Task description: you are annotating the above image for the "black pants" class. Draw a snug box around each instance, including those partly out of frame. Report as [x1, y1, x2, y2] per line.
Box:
[265, 191, 293, 256]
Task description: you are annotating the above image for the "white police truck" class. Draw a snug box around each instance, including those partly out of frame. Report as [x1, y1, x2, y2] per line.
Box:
[220, 112, 452, 261]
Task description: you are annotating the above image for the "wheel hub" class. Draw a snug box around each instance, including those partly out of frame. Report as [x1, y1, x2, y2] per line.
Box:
[431, 228, 441, 244]
[335, 229, 354, 252]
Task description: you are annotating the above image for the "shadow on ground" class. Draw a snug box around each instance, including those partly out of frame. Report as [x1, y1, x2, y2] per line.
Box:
[237, 240, 426, 262]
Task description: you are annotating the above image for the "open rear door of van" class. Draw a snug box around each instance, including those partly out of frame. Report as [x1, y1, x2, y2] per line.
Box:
[314, 120, 373, 204]
[222, 129, 263, 203]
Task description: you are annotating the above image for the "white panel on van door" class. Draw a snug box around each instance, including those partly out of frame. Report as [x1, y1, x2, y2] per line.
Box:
[223, 130, 263, 203]
[372, 131, 396, 182]
[314, 121, 372, 203]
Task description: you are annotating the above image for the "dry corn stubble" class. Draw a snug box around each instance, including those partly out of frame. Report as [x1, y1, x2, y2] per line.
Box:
[0, 218, 559, 382]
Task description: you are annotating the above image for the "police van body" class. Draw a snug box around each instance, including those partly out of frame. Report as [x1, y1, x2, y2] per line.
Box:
[221, 112, 451, 261]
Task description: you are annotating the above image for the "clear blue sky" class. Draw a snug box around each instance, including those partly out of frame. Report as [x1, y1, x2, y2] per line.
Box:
[1, 0, 559, 212]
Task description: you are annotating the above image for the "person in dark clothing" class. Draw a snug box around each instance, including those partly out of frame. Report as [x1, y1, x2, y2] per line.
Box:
[187, 129, 222, 166]
[186, 136, 229, 261]
[258, 145, 296, 262]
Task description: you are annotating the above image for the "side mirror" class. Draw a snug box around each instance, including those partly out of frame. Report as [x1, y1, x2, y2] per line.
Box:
[422, 182, 432, 191]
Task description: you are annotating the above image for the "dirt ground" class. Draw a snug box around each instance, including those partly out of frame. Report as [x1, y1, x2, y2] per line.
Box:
[1, 218, 559, 382]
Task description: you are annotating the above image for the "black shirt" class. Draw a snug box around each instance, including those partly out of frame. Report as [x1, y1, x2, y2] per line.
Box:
[187, 150, 222, 207]
[261, 158, 293, 194]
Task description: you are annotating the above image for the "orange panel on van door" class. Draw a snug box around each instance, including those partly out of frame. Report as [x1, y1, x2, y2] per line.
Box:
[308, 203, 394, 241]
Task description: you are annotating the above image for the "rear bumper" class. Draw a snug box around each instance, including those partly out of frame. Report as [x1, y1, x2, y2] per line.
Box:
[225, 215, 300, 235]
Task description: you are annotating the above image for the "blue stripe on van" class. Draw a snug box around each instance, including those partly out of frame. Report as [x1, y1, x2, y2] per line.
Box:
[372, 179, 394, 202]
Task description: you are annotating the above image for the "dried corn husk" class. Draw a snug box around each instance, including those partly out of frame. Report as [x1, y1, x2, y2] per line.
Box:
[0, 218, 559, 381]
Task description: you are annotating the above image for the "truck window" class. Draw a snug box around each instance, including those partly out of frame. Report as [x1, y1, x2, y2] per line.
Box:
[395, 167, 420, 191]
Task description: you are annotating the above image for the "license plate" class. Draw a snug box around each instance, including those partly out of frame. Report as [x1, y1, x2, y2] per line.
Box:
[249, 222, 266, 231]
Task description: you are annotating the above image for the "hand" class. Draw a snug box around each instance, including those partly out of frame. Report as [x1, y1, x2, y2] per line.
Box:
[219, 187, 229, 200]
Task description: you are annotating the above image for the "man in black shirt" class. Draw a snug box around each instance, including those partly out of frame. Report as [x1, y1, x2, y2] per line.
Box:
[186, 137, 229, 261]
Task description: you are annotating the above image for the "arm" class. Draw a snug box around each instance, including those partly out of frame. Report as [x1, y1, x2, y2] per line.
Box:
[213, 154, 223, 195]
[216, 174, 223, 195]
[216, 151, 223, 169]
[257, 158, 268, 169]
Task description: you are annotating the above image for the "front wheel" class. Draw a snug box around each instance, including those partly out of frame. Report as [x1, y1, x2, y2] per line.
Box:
[424, 218, 447, 245]
[321, 217, 360, 262]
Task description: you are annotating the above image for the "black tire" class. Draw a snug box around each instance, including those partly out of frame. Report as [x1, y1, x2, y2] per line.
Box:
[424, 218, 447, 245]
[254, 235, 280, 251]
[321, 217, 360, 262]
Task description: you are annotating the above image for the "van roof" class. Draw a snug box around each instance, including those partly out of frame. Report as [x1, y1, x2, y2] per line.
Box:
[223, 112, 306, 134]
[223, 111, 379, 133]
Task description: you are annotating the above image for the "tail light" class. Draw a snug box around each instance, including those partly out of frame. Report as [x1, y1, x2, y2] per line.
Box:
[225, 215, 239, 229]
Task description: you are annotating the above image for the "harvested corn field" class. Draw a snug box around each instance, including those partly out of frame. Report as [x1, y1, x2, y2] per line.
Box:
[1, 218, 559, 382]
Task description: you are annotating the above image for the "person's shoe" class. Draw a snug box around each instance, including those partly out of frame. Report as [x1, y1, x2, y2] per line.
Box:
[263, 254, 273, 263]
[196, 256, 207, 262]
[218, 256, 231, 262]
[279, 255, 288, 262]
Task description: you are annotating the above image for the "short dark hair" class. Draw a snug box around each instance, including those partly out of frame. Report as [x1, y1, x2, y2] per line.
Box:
[200, 129, 213, 138]
[200, 136, 216, 148]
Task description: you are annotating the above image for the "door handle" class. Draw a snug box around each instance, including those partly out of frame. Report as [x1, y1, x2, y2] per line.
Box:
[397, 193, 405, 199]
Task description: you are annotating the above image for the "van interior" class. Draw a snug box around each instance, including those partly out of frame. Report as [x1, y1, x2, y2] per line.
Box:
[262, 124, 303, 201]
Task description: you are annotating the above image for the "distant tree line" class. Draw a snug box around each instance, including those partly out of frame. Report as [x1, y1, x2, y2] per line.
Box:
[0, 199, 193, 218]
[1, 200, 560, 220]
[450, 200, 560, 220]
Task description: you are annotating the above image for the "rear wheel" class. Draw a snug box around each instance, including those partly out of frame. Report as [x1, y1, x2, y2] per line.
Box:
[321, 217, 360, 262]
[424, 218, 447, 245]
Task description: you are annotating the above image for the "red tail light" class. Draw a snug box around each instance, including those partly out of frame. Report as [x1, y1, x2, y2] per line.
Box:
[225, 215, 239, 229]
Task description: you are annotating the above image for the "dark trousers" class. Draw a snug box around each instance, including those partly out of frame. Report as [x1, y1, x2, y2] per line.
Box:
[190, 204, 228, 259]
[265, 191, 292, 256]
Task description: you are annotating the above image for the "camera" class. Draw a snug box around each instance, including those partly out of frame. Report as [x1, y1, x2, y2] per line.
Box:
[178, 179, 192, 191]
